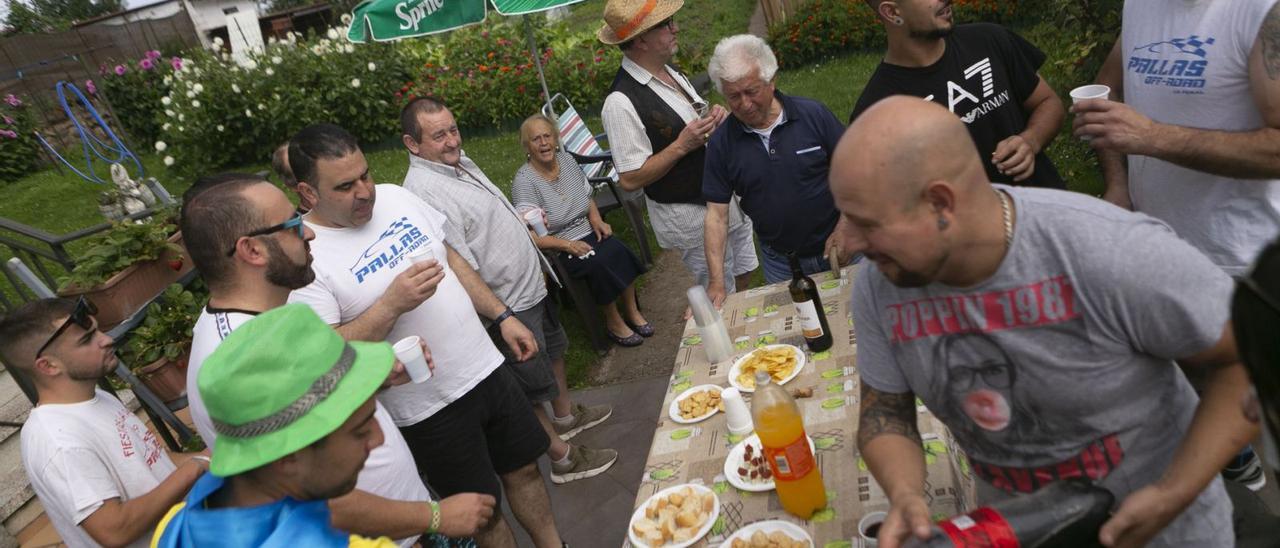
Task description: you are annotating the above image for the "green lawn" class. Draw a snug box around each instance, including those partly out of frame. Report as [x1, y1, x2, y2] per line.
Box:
[0, 18, 1108, 388]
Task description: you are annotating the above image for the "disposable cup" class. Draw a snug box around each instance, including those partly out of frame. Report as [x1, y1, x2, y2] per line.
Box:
[392, 336, 432, 383]
[523, 208, 549, 236]
[858, 511, 887, 546]
[407, 246, 436, 265]
[721, 387, 753, 435]
[1069, 84, 1111, 104]
[1070, 84, 1110, 142]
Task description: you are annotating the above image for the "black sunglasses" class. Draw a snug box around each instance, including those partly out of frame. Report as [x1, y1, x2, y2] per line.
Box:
[226, 212, 306, 256]
[35, 297, 99, 359]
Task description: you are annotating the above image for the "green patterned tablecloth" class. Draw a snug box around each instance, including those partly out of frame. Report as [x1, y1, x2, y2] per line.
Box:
[630, 266, 976, 547]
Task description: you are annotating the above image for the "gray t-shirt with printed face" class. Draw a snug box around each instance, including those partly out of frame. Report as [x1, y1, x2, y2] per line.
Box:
[852, 186, 1234, 546]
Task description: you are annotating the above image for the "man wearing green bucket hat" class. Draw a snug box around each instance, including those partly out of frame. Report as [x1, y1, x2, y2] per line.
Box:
[152, 304, 417, 547]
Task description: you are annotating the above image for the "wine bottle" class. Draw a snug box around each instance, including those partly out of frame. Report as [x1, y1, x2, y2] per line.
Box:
[901, 478, 1114, 548]
[788, 253, 832, 351]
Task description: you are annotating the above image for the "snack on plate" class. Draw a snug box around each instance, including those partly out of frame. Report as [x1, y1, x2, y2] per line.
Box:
[736, 441, 772, 485]
[632, 487, 716, 546]
[730, 530, 808, 548]
[678, 389, 724, 420]
[737, 346, 798, 389]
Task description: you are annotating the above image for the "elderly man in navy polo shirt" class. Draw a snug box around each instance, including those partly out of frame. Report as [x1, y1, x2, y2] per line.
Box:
[703, 34, 850, 303]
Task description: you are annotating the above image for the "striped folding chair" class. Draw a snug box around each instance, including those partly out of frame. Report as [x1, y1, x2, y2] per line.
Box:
[542, 94, 653, 268]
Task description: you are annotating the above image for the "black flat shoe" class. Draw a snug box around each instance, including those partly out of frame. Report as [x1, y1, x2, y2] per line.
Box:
[607, 329, 644, 347]
[625, 320, 655, 337]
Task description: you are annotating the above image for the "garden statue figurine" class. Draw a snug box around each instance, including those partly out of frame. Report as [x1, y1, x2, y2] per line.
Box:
[110, 162, 157, 207]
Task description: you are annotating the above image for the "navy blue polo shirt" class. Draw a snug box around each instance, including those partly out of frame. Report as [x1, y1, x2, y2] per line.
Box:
[703, 90, 844, 257]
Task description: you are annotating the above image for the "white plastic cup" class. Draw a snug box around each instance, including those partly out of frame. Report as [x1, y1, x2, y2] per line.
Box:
[407, 246, 436, 265]
[721, 387, 753, 435]
[523, 208, 549, 236]
[1069, 84, 1111, 104]
[392, 336, 432, 383]
[1070, 84, 1111, 141]
[858, 511, 888, 546]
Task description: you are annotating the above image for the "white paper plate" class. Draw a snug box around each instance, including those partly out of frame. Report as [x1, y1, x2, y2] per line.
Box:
[718, 520, 814, 548]
[628, 483, 720, 548]
[728, 344, 806, 393]
[723, 434, 816, 492]
[669, 384, 724, 424]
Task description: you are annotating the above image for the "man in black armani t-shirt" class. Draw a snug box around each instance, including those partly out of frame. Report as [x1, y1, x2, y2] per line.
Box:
[852, 0, 1066, 188]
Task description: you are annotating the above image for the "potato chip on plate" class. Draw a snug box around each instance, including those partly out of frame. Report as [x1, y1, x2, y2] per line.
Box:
[728, 344, 805, 392]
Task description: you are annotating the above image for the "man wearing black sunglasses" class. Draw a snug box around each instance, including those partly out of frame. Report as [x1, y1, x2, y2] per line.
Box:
[0, 298, 208, 547]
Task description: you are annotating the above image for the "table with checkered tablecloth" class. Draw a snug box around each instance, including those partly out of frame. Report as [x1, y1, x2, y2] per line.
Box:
[630, 266, 976, 546]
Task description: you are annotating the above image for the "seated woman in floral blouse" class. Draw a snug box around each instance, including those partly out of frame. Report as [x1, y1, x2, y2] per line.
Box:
[511, 114, 651, 347]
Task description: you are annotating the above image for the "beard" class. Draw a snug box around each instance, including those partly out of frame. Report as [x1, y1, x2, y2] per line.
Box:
[910, 25, 953, 40]
[263, 238, 316, 289]
[66, 355, 114, 381]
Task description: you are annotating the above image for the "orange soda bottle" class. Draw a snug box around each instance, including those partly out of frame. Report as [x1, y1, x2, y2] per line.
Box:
[750, 370, 827, 519]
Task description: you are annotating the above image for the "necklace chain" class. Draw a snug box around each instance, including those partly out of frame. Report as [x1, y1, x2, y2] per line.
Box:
[996, 189, 1013, 249]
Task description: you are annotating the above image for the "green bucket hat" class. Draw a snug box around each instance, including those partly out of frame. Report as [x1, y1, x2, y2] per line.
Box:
[198, 303, 393, 477]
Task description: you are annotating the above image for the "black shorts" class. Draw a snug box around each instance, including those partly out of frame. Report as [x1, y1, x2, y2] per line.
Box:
[488, 297, 566, 404]
[398, 367, 550, 504]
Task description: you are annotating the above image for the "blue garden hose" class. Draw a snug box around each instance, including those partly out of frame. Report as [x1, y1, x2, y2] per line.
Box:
[35, 81, 144, 184]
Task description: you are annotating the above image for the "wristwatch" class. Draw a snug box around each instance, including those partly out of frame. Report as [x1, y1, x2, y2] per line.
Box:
[492, 306, 515, 325]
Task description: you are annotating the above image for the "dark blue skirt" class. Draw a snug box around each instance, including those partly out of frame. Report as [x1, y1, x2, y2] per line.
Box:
[562, 232, 646, 305]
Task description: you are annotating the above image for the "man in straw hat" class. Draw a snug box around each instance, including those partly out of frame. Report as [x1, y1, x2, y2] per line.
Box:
[179, 173, 495, 545]
[151, 304, 455, 547]
[599, 0, 759, 301]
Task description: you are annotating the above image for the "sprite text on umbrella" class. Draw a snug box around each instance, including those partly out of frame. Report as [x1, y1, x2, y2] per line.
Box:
[398, 0, 447, 31]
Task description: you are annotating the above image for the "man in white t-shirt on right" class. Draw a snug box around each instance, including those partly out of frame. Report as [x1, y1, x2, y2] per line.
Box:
[286, 123, 564, 548]
[180, 172, 494, 545]
[1073, 0, 1280, 491]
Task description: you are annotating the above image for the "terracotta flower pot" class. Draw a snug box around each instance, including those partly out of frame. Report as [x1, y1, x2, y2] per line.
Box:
[137, 355, 187, 404]
[59, 232, 194, 330]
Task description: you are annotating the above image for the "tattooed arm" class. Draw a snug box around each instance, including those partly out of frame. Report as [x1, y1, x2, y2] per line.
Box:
[1070, 1, 1280, 179]
[857, 382, 933, 548]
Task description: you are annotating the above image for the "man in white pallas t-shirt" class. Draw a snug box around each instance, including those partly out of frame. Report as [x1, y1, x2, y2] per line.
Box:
[179, 173, 494, 545]
[1073, 0, 1280, 492]
[0, 298, 207, 548]
[285, 123, 565, 548]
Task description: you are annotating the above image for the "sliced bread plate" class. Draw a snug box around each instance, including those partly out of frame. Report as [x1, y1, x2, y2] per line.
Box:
[728, 344, 806, 393]
[718, 520, 813, 548]
[629, 483, 720, 548]
[723, 433, 816, 492]
[669, 384, 724, 424]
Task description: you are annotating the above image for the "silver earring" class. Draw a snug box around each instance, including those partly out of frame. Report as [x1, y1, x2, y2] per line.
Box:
[937, 217, 949, 230]
[893, 16, 904, 25]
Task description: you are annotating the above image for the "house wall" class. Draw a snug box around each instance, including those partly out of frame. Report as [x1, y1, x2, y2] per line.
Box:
[181, 0, 260, 45]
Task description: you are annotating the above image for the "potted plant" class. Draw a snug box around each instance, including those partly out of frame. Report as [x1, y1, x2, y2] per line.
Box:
[58, 211, 193, 328]
[120, 283, 205, 404]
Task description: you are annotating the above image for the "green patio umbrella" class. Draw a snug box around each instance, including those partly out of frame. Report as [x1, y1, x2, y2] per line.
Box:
[346, 0, 585, 110]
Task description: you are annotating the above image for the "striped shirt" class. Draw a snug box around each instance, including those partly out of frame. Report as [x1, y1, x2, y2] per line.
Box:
[601, 56, 751, 251]
[402, 152, 554, 313]
[511, 152, 594, 241]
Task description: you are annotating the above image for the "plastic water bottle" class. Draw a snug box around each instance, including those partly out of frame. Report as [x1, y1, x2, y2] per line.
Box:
[687, 285, 733, 363]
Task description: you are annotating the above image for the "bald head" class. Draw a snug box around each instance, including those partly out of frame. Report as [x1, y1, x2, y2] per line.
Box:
[832, 96, 986, 209]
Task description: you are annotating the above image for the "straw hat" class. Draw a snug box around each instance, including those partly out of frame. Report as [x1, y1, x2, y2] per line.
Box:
[598, 0, 685, 45]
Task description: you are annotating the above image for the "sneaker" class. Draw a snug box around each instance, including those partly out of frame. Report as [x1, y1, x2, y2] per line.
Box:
[553, 403, 612, 441]
[1223, 446, 1267, 491]
[550, 445, 617, 484]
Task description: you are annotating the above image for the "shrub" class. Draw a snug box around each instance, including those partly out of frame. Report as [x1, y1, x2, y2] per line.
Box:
[1017, 0, 1122, 85]
[0, 93, 41, 182]
[98, 50, 180, 147]
[768, 0, 1020, 68]
[401, 20, 620, 129]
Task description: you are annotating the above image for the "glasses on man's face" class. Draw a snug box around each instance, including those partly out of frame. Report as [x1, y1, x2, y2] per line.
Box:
[226, 212, 306, 256]
[35, 297, 99, 359]
[658, 17, 676, 31]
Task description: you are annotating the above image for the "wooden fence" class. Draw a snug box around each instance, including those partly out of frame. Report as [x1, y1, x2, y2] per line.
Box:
[759, 0, 812, 30]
